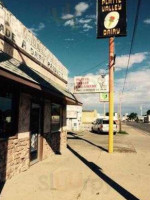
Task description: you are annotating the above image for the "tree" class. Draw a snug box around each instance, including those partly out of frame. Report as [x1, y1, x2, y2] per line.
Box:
[128, 113, 138, 121]
[106, 112, 109, 116]
[147, 110, 150, 115]
[105, 112, 116, 116]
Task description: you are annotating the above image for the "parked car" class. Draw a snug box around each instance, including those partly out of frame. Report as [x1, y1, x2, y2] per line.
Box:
[91, 118, 117, 134]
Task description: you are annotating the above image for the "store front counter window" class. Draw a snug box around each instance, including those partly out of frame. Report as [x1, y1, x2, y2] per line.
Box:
[51, 103, 62, 133]
[0, 86, 18, 138]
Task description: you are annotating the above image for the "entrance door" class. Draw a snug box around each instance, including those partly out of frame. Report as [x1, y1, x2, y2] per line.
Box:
[30, 103, 41, 163]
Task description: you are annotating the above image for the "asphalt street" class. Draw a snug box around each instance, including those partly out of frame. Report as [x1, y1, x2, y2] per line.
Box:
[125, 121, 150, 135]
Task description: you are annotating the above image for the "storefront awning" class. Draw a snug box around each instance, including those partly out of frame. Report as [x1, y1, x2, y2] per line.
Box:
[0, 51, 82, 106]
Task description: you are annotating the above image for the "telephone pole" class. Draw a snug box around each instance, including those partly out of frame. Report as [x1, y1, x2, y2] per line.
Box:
[119, 93, 122, 132]
[104, 102, 105, 117]
[108, 37, 115, 153]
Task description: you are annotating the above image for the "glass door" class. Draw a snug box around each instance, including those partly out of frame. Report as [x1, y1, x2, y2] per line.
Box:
[30, 103, 41, 163]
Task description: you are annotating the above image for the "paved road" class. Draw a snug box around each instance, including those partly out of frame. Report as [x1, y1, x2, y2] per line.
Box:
[125, 121, 150, 135]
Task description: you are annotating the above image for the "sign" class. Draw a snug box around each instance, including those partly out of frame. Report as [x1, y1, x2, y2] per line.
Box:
[67, 111, 77, 118]
[0, 6, 68, 81]
[97, 0, 127, 38]
[74, 75, 109, 94]
[100, 92, 109, 102]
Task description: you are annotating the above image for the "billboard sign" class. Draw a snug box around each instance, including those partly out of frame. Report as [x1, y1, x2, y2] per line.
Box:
[74, 75, 109, 94]
[67, 111, 77, 118]
[97, 0, 127, 38]
[100, 92, 109, 102]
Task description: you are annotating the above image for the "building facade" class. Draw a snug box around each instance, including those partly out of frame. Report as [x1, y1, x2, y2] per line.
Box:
[0, 4, 80, 183]
[81, 110, 98, 131]
[66, 105, 82, 131]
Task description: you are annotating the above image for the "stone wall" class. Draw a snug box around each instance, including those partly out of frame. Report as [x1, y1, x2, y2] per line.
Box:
[43, 132, 61, 155]
[0, 94, 68, 182]
[0, 93, 30, 183]
[0, 137, 29, 182]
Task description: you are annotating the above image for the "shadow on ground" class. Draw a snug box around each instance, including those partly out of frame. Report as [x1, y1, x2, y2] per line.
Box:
[67, 132, 108, 152]
[67, 145, 140, 200]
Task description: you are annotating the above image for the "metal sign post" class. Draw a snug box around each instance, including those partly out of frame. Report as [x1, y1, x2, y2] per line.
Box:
[96, 0, 127, 153]
[108, 37, 114, 153]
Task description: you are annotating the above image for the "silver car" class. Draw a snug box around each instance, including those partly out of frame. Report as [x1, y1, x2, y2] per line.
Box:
[91, 118, 117, 134]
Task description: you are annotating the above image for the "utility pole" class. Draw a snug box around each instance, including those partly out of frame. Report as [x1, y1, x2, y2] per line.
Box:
[119, 93, 122, 132]
[108, 37, 114, 153]
[104, 102, 105, 117]
[140, 105, 143, 116]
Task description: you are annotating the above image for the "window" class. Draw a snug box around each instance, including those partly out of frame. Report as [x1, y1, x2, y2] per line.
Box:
[51, 103, 61, 133]
[103, 120, 116, 124]
[0, 84, 18, 138]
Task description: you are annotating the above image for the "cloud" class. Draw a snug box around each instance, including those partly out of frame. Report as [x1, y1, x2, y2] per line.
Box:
[29, 22, 45, 36]
[143, 18, 150, 24]
[61, 14, 74, 20]
[83, 24, 93, 31]
[38, 23, 45, 30]
[78, 18, 92, 24]
[75, 2, 89, 17]
[86, 15, 96, 19]
[65, 38, 74, 41]
[64, 19, 75, 27]
[115, 52, 148, 71]
[61, 2, 94, 31]
[115, 69, 150, 107]
[68, 66, 150, 114]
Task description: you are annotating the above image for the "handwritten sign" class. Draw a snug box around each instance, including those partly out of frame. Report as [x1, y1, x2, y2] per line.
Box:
[74, 75, 109, 94]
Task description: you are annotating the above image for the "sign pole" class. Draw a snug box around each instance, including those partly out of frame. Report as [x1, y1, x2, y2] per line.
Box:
[104, 102, 105, 117]
[108, 37, 114, 153]
[119, 92, 122, 132]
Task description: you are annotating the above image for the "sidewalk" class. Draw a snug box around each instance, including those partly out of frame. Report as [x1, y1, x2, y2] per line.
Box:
[1, 125, 150, 200]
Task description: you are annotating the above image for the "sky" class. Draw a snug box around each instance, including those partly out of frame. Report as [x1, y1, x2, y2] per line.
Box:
[2, 0, 150, 115]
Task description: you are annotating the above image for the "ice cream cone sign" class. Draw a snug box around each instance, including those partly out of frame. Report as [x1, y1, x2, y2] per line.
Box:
[104, 12, 120, 29]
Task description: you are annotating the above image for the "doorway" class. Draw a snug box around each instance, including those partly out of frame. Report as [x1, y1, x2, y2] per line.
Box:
[30, 103, 42, 164]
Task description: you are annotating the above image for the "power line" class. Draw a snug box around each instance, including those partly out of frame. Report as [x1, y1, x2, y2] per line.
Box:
[81, 60, 108, 75]
[121, 0, 141, 96]
[79, 45, 130, 76]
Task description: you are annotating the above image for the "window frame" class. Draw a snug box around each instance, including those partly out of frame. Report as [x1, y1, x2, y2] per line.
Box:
[0, 82, 19, 139]
[51, 103, 62, 133]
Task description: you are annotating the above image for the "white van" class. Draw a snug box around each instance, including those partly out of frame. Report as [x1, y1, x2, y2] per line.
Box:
[91, 118, 117, 134]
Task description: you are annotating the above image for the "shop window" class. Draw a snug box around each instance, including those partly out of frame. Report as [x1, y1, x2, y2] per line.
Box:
[0, 85, 18, 138]
[51, 103, 61, 133]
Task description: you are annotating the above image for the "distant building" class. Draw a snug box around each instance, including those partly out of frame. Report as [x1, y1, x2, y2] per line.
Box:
[67, 105, 82, 131]
[81, 110, 98, 131]
[82, 110, 98, 124]
[144, 115, 150, 123]
[122, 113, 129, 121]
